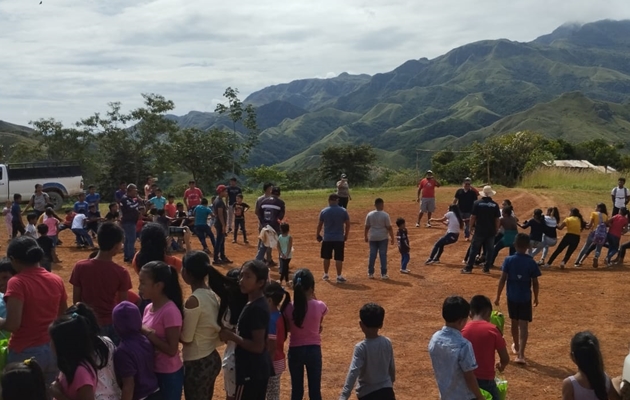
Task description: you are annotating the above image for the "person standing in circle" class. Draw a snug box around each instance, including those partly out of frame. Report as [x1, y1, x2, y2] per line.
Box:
[23, 184, 50, 218]
[416, 170, 440, 228]
[365, 198, 395, 280]
[226, 178, 242, 234]
[453, 178, 479, 241]
[316, 194, 350, 284]
[462, 186, 501, 275]
[336, 174, 352, 209]
[120, 184, 141, 263]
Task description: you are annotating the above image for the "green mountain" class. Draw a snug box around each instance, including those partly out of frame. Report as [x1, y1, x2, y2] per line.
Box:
[0, 121, 38, 159]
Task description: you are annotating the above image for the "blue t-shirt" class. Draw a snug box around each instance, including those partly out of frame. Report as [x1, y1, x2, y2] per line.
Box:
[74, 201, 89, 215]
[501, 253, 541, 303]
[194, 205, 213, 226]
[85, 193, 101, 204]
[319, 205, 349, 242]
[149, 196, 167, 210]
[10, 202, 21, 220]
[0, 293, 6, 319]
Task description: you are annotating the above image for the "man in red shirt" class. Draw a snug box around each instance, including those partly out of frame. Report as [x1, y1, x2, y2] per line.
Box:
[70, 221, 132, 344]
[183, 180, 203, 212]
[416, 170, 440, 228]
[462, 295, 510, 400]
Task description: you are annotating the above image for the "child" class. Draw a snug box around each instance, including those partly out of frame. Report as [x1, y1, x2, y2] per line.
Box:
[427, 205, 464, 265]
[562, 331, 619, 400]
[518, 209, 545, 254]
[25, 213, 38, 238]
[546, 208, 587, 269]
[605, 207, 629, 266]
[277, 222, 293, 284]
[575, 203, 610, 268]
[59, 208, 76, 232]
[396, 218, 410, 273]
[149, 188, 167, 210]
[155, 209, 170, 233]
[165, 195, 177, 218]
[113, 301, 163, 400]
[74, 192, 89, 215]
[233, 194, 249, 243]
[532, 207, 560, 265]
[36, 224, 56, 272]
[86, 185, 101, 206]
[219, 260, 272, 398]
[340, 303, 396, 400]
[0, 257, 16, 319]
[87, 204, 102, 237]
[264, 282, 291, 400]
[139, 261, 185, 400]
[105, 202, 120, 222]
[284, 268, 328, 400]
[193, 198, 215, 255]
[43, 208, 61, 247]
[462, 295, 510, 400]
[71, 209, 95, 249]
[495, 233, 541, 365]
[11, 193, 25, 238]
[3, 200, 12, 239]
[491, 206, 519, 267]
[428, 296, 485, 400]
[1, 358, 48, 400]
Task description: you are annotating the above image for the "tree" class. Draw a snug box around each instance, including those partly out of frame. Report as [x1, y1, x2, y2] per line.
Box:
[319, 144, 377, 185]
[244, 165, 288, 190]
[576, 139, 623, 170]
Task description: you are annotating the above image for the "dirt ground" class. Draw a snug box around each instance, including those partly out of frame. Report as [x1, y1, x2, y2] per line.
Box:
[14, 187, 630, 400]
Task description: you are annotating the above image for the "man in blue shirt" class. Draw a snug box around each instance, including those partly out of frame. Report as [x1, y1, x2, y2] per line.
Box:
[85, 185, 101, 206]
[193, 198, 215, 255]
[149, 188, 167, 210]
[316, 194, 350, 283]
[73, 192, 90, 216]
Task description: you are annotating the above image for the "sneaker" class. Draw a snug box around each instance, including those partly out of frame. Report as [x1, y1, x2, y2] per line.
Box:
[593, 258, 599, 269]
[268, 260, 278, 267]
[400, 269, 410, 274]
[213, 260, 224, 266]
[542, 263, 551, 268]
[425, 259, 434, 265]
[336, 275, 347, 283]
[221, 258, 234, 264]
[461, 268, 472, 274]
[381, 274, 389, 280]
[483, 268, 490, 274]
[322, 274, 330, 281]
[415, 223, 420, 228]
[426, 223, 432, 228]
[367, 274, 374, 279]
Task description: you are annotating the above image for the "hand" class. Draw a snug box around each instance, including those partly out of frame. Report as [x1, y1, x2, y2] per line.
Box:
[364, 237, 369, 243]
[316, 234, 323, 242]
[140, 325, 155, 337]
[496, 362, 505, 372]
[416, 198, 420, 203]
[219, 327, 235, 342]
[183, 227, 192, 242]
[533, 298, 539, 307]
[494, 297, 500, 306]
[49, 380, 63, 399]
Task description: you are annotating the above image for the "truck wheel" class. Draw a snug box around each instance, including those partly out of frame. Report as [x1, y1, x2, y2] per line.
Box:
[46, 191, 64, 211]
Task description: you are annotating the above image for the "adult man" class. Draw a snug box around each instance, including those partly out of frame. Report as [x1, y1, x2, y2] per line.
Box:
[256, 186, 286, 265]
[365, 198, 395, 279]
[120, 184, 140, 263]
[255, 183, 275, 264]
[226, 177, 242, 233]
[316, 194, 350, 283]
[213, 185, 232, 265]
[114, 181, 127, 204]
[611, 177, 629, 216]
[183, 180, 203, 212]
[416, 170, 441, 228]
[453, 178, 479, 241]
[462, 186, 501, 274]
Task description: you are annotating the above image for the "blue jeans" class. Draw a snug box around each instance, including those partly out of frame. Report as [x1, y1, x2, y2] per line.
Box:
[400, 253, 410, 271]
[478, 379, 500, 400]
[288, 345, 322, 400]
[607, 234, 621, 261]
[156, 367, 184, 400]
[368, 239, 388, 275]
[122, 222, 137, 261]
[214, 228, 225, 261]
[72, 228, 94, 247]
[8, 343, 57, 384]
[461, 213, 472, 239]
[194, 225, 215, 250]
[430, 232, 459, 261]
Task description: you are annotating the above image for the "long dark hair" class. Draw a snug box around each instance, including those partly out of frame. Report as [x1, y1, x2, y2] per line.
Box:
[136, 223, 168, 273]
[570, 208, 587, 230]
[265, 281, 291, 342]
[141, 261, 184, 317]
[49, 315, 97, 384]
[66, 303, 108, 370]
[226, 268, 248, 326]
[547, 207, 560, 223]
[292, 268, 315, 328]
[448, 204, 464, 229]
[1, 359, 47, 400]
[596, 203, 608, 216]
[571, 331, 608, 400]
[532, 209, 544, 223]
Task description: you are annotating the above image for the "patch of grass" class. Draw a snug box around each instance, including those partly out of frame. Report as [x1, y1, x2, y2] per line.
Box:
[520, 168, 622, 191]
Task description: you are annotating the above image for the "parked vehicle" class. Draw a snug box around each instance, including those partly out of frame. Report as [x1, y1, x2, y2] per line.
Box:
[0, 161, 84, 210]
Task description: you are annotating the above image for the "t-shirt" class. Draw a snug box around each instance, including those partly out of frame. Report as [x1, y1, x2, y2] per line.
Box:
[234, 202, 249, 220]
[213, 198, 228, 229]
[142, 301, 183, 374]
[164, 203, 177, 219]
[181, 288, 221, 362]
[114, 189, 126, 203]
[96, 336, 122, 400]
[149, 196, 166, 210]
[44, 216, 59, 236]
[87, 210, 101, 225]
[612, 186, 629, 209]
[257, 196, 286, 232]
[31, 192, 50, 212]
[454, 188, 478, 214]
[462, 320, 506, 380]
[339, 336, 395, 400]
[74, 201, 89, 215]
[336, 180, 350, 198]
[397, 228, 410, 254]
[418, 178, 438, 198]
[589, 212, 609, 228]
[543, 216, 558, 239]
[58, 363, 98, 400]
[521, 218, 545, 242]
[268, 310, 286, 375]
[284, 299, 328, 347]
[105, 211, 119, 221]
[319, 205, 349, 242]
[365, 210, 391, 242]
[85, 193, 101, 205]
[10, 202, 21, 221]
[235, 296, 272, 384]
[501, 253, 542, 303]
[184, 188, 203, 208]
[564, 216, 583, 235]
[25, 223, 37, 237]
[471, 197, 501, 236]
[608, 214, 629, 238]
[227, 186, 242, 206]
[5, 267, 67, 353]
[70, 259, 132, 326]
[120, 195, 140, 224]
[194, 205, 213, 226]
[72, 213, 88, 230]
[37, 236, 54, 260]
[445, 211, 461, 234]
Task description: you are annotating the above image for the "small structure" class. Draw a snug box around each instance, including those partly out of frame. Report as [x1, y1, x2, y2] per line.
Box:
[543, 160, 616, 174]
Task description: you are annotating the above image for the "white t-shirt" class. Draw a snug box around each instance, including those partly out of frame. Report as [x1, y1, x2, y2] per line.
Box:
[445, 211, 461, 233]
[25, 224, 37, 238]
[612, 186, 628, 209]
[365, 210, 392, 241]
[72, 213, 87, 230]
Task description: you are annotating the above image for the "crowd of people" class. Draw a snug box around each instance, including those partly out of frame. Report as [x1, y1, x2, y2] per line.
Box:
[0, 170, 629, 400]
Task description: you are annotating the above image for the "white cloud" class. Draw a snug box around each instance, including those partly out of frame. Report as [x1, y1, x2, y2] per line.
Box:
[1, 0, 630, 125]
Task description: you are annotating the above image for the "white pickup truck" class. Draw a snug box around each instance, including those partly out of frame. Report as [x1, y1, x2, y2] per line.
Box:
[0, 161, 84, 210]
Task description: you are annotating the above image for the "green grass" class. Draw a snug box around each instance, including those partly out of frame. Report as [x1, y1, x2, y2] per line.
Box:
[520, 168, 622, 191]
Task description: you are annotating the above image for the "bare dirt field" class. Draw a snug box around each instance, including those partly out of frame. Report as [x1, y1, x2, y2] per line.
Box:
[17, 187, 630, 400]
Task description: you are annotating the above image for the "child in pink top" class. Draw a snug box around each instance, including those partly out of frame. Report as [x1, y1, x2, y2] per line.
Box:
[283, 269, 328, 400]
[44, 208, 60, 246]
[139, 261, 184, 400]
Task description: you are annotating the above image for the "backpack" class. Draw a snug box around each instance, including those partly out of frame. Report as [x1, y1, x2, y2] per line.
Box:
[613, 187, 629, 201]
[592, 213, 608, 245]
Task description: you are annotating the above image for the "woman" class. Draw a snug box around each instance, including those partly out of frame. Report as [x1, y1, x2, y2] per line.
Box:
[336, 174, 351, 209]
[23, 184, 50, 218]
[575, 203, 609, 268]
[0, 236, 67, 384]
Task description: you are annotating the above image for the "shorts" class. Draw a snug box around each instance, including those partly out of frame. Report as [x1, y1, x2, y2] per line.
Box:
[507, 300, 533, 322]
[222, 342, 236, 397]
[320, 241, 345, 261]
[420, 198, 436, 213]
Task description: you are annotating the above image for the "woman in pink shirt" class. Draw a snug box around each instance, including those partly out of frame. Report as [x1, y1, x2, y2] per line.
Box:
[284, 269, 328, 400]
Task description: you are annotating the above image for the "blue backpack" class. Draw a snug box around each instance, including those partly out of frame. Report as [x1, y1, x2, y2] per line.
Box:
[592, 213, 608, 245]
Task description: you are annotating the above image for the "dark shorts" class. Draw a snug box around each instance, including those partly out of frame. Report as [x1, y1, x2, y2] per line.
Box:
[321, 241, 345, 261]
[507, 300, 533, 322]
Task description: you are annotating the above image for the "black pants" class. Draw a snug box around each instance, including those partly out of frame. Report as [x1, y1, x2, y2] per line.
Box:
[359, 387, 396, 400]
[616, 241, 630, 261]
[235, 378, 268, 400]
[279, 258, 291, 282]
[338, 196, 349, 209]
[548, 234, 580, 264]
[234, 219, 247, 241]
[466, 234, 495, 271]
[11, 220, 25, 238]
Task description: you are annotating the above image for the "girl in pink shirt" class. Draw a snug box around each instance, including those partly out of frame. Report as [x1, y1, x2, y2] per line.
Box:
[284, 268, 328, 400]
[139, 261, 184, 400]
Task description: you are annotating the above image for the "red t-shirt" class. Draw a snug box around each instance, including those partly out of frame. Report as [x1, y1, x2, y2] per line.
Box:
[462, 320, 506, 380]
[418, 178, 438, 198]
[164, 203, 177, 218]
[69, 259, 132, 326]
[184, 188, 203, 208]
[608, 214, 628, 238]
[5, 267, 67, 353]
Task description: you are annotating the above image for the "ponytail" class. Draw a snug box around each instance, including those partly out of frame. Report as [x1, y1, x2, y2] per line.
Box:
[551, 207, 560, 223]
[141, 261, 184, 317]
[1, 358, 48, 400]
[570, 331, 608, 400]
[292, 269, 315, 328]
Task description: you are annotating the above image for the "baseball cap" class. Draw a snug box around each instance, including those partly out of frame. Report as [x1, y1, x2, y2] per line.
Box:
[426, 170, 433, 175]
[464, 177, 472, 182]
[216, 185, 227, 193]
[341, 173, 347, 179]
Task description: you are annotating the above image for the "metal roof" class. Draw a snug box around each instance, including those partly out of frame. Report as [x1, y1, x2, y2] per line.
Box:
[543, 160, 616, 173]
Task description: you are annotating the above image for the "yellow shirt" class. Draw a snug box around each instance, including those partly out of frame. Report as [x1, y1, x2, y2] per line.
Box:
[180, 288, 221, 361]
[589, 212, 609, 227]
[564, 217, 583, 235]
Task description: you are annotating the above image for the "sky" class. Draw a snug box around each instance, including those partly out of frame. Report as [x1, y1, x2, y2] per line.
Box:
[1, 0, 630, 126]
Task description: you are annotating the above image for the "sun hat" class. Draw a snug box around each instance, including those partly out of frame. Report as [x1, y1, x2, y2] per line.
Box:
[426, 170, 433, 175]
[464, 177, 472, 182]
[481, 185, 496, 197]
[216, 184, 227, 193]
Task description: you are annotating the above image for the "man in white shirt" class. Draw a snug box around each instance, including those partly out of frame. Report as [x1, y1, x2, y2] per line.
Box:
[611, 177, 629, 216]
[71, 209, 95, 248]
[364, 198, 395, 280]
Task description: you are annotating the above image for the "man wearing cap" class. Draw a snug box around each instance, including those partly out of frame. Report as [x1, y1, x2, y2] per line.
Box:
[316, 194, 350, 283]
[226, 177, 242, 233]
[120, 184, 140, 262]
[256, 187, 286, 265]
[462, 186, 501, 274]
[213, 185, 232, 265]
[453, 178, 479, 241]
[336, 174, 352, 209]
[416, 170, 441, 228]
